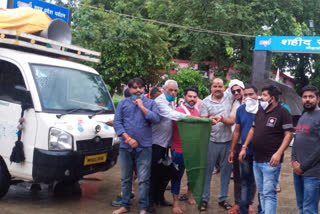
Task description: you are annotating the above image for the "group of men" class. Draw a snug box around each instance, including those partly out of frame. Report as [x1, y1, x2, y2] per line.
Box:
[112, 76, 320, 214]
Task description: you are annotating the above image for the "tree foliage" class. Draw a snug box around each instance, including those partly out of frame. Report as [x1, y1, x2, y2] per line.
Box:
[167, 68, 210, 100]
[71, 5, 172, 95]
[66, 0, 320, 93]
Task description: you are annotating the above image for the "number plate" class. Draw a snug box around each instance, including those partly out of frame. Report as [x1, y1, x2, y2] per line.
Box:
[84, 153, 107, 166]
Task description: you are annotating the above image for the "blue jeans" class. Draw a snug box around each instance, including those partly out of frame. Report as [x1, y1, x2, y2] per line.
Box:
[253, 161, 281, 214]
[202, 141, 232, 203]
[171, 150, 185, 195]
[240, 155, 256, 214]
[119, 147, 152, 211]
[293, 174, 320, 214]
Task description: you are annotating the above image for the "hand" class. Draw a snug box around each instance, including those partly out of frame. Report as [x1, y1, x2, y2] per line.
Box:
[269, 152, 281, 167]
[293, 166, 304, 175]
[105, 120, 113, 126]
[209, 116, 218, 125]
[291, 160, 299, 169]
[212, 115, 223, 123]
[228, 152, 234, 163]
[135, 99, 144, 108]
[128, 138, 138, 148]
[292, 161, 304, 175]
[238, 148, 246, 162]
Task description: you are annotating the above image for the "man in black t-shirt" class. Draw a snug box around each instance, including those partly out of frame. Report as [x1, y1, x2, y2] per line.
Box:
[239, 85, 293, 214]
[292, 85, 320, 214]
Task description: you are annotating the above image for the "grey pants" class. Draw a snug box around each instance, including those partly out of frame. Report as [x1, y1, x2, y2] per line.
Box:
[202, 141, 232, 203]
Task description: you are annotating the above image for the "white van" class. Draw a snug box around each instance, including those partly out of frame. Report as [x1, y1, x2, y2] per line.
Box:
[0, 29, 119, 198]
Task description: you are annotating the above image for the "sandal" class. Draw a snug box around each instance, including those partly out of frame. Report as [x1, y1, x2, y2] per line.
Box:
[249, 205, 256, 214]
[179, 194, 188, 201]
[227, 207, 239, 214]
[218, 201, 232, 210]
[200, 201, 208, 211]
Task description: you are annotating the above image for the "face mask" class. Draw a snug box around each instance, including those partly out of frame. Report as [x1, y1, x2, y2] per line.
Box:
[184, 102, 195, 109]
[166, 94, 176, 102]
[131, 93, 144, 100]
[260, 99, 272, 110]
[244, 97, 258, 113]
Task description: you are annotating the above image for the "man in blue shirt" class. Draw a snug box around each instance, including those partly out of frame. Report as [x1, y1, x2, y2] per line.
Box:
[229, 85, 259, 214]
[113, 78, 160, 214]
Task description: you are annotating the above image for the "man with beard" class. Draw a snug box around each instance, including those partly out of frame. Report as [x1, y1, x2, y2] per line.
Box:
[113, 78, 160, 214]
[227, 80, 245, 214]
[292, 85, 320, 214]
[239, 85, 293, 214]
[200, 78, 236, 211]
[230, 85, 259, 214]
[171, 86, 199, 214]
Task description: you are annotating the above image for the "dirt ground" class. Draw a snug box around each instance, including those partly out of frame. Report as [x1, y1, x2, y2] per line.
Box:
[0, 147, 318, 214]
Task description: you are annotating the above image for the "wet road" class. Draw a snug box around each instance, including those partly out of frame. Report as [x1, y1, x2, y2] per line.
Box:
[0, 148, 318, 214]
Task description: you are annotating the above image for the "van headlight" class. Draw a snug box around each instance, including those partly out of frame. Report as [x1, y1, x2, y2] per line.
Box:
[49, 128, 73, 150]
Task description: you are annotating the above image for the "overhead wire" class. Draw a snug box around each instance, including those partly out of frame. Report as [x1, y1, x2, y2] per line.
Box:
[79, 4, 255, 38]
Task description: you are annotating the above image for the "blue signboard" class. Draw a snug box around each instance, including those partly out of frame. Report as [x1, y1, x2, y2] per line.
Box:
[255, 36, 320, 53]
[12, 0, 70, 23]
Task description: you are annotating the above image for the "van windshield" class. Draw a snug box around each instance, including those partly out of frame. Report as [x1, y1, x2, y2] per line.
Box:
[30, 64, 114, 114]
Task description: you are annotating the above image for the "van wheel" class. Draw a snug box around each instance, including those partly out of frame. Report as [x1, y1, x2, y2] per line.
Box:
[0, 157, 10, 199]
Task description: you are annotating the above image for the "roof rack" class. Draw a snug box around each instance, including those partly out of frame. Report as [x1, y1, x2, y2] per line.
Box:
[0, 29, 101, 63]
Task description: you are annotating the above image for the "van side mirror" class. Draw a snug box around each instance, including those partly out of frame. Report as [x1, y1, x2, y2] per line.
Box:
[14, 85, 34, 109]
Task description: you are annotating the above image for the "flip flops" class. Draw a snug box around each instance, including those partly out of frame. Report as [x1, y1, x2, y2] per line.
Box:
[200, 201, 208, 211]
[218, 201, 232, 210]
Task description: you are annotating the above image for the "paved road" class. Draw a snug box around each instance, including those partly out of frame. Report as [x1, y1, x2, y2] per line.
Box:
[0, 148, 318, 214]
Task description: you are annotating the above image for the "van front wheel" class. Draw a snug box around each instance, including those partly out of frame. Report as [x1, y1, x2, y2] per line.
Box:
[0, 157, 10, 199]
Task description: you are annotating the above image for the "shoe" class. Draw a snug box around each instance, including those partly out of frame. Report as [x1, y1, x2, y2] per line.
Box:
[147, 206, 156, 213]
[111, 193, 135, 207]
[200, 201, 208, 211]
[179, 194, 188, 201]
[218, 201, 232, 210]
[111, 195, 122, 207]
[159, 200, 173, 206]
[130, 192, 135, 199]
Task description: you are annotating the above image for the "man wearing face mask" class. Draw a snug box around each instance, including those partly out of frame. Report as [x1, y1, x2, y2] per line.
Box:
[229, 85, 259, 214]
[113, 78, 160, 214]
[292, 85, 320, 214]
[149, 80, 186, 212]
[239, 85, 293, 214]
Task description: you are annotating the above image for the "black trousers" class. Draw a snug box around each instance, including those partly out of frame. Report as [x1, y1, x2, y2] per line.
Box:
[149, 144, 170, 206]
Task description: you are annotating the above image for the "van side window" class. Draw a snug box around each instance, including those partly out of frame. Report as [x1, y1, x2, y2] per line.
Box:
[0, 60, 26, 103]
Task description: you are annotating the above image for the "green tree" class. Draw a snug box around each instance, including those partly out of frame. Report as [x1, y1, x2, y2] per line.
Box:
[71, 6, 172, 95]
[75, 0, 320, 91]
[167, 68, 210, 100]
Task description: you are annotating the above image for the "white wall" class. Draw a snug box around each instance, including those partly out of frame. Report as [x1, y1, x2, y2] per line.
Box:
[0, 0, 8, 9]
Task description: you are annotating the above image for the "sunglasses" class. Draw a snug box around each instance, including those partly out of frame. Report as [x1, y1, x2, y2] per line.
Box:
[231, 89, 242, 94]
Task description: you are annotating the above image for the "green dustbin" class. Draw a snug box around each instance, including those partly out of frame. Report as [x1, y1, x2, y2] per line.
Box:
[177, 117, 211, 210]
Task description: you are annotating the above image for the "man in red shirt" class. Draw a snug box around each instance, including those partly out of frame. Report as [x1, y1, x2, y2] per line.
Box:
[171, 86, 200, 214]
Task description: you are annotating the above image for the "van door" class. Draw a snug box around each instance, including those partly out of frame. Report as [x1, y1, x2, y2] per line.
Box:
[0, 59, 37, 180]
